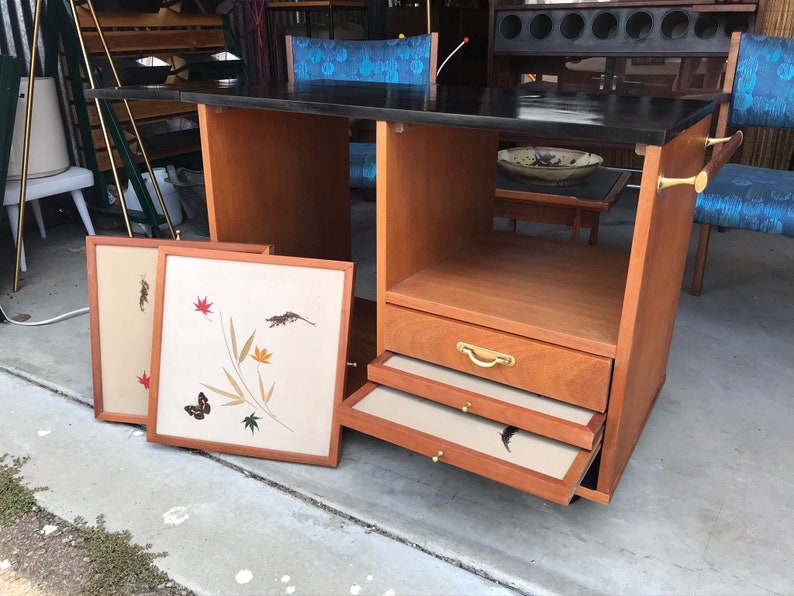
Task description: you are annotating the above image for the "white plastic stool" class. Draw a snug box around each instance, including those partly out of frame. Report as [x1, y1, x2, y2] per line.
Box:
[4, 166, 95, 272]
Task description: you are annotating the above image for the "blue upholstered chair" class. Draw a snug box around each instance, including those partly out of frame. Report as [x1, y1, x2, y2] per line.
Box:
[285, 34, 438, 188]
[692, 33, 794, 295]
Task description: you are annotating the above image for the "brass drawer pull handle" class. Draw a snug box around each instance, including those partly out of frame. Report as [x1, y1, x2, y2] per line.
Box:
[461, 401, 472, 413]
[456, 342, 515, 368]
[432, 451, 444, 463]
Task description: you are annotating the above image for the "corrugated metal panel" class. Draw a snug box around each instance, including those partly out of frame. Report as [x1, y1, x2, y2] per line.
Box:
[1, 0, 46, 78]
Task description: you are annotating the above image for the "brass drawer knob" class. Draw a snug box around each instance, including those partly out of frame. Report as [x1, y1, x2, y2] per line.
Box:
[431, 451, 444, 463]
[461, 401, 472, 413]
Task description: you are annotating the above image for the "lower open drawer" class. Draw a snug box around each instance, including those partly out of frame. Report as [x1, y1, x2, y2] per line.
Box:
[337, 383, 602, 505]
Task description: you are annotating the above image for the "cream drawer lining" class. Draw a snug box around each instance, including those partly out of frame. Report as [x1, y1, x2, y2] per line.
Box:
[352, 386, 580, 480]
[382, 353, 596, 425]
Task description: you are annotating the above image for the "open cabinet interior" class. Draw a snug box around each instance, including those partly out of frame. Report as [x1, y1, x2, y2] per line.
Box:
[338, 114, 712, 505]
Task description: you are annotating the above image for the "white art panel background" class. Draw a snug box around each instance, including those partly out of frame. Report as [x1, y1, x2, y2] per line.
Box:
[96, 245, 159, 417]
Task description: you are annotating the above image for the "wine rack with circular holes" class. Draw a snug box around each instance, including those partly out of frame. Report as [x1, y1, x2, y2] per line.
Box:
[493, 5, 757, 57]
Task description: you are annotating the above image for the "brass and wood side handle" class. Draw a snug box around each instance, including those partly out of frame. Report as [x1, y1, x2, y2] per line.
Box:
[657, 130, 743, 194]
[456, 342, 516, 368]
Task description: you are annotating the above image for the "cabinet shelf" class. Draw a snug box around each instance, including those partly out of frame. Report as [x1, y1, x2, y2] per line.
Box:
[385, 231, 628, 358]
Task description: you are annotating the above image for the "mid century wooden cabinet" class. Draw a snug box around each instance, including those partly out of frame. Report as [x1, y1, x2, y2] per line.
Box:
[335, 111, 712, 505]
[88, 81, 715, 505]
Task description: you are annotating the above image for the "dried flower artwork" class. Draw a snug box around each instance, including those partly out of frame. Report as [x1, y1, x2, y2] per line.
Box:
[149, 250, 352, 464]
[87, 237, 270, 425]
[200, 313, 293, 433]
[250, 346, 272, 364]
[242, 412, 262, 435]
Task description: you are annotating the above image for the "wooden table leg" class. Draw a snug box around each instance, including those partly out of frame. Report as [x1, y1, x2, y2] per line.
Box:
[570, 209, 582, 243]
[198, 105, 352, 261]
[589, 213, 600, 245]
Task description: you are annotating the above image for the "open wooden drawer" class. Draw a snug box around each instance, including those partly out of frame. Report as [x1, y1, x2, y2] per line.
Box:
[382, 233, 626, 412]
[383, 305, 613, 411]
[368, 352, 604, 450]
[337, 383, 603, 505]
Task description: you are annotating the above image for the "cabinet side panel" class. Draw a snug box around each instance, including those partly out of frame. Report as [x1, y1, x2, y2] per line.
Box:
[599, 116, 711, 495]
[198, 105, 351, 260]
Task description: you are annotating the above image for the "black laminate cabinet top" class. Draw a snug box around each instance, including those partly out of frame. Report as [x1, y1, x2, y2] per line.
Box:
[87, 80, 714, 146]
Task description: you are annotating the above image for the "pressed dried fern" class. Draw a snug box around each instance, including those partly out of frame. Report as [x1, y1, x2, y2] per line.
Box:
[265, 311, 315, 328]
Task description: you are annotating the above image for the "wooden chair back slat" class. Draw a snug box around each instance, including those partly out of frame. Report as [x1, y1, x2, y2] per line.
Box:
[81, 30, 228, 55]
[76, 8, 223, 29]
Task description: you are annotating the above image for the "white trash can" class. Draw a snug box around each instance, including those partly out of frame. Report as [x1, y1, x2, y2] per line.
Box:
[124, 167, 183, 232]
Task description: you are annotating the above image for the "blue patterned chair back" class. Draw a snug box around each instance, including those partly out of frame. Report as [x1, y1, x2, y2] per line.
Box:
[729, 34, 794, 130]
[286, 35, 436, 188]
[287, 35, 436, 85]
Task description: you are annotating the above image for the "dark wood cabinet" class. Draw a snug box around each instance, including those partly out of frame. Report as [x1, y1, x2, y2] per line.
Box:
[486, 1, 766, 176]
[488, 0, 766, 95]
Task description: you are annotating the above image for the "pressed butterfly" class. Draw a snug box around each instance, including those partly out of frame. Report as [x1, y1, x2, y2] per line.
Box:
[184, 392, 211, 420]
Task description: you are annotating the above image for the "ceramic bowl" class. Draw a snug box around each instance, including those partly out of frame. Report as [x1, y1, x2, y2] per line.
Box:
[497, 146, 603, 185]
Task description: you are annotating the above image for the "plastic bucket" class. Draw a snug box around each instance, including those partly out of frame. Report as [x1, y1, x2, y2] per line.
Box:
[124, 167, 183, 229]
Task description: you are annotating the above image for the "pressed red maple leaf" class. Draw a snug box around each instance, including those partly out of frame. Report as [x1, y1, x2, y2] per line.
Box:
[194, 296, 213, 319]
[137, 371, 150, 390]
